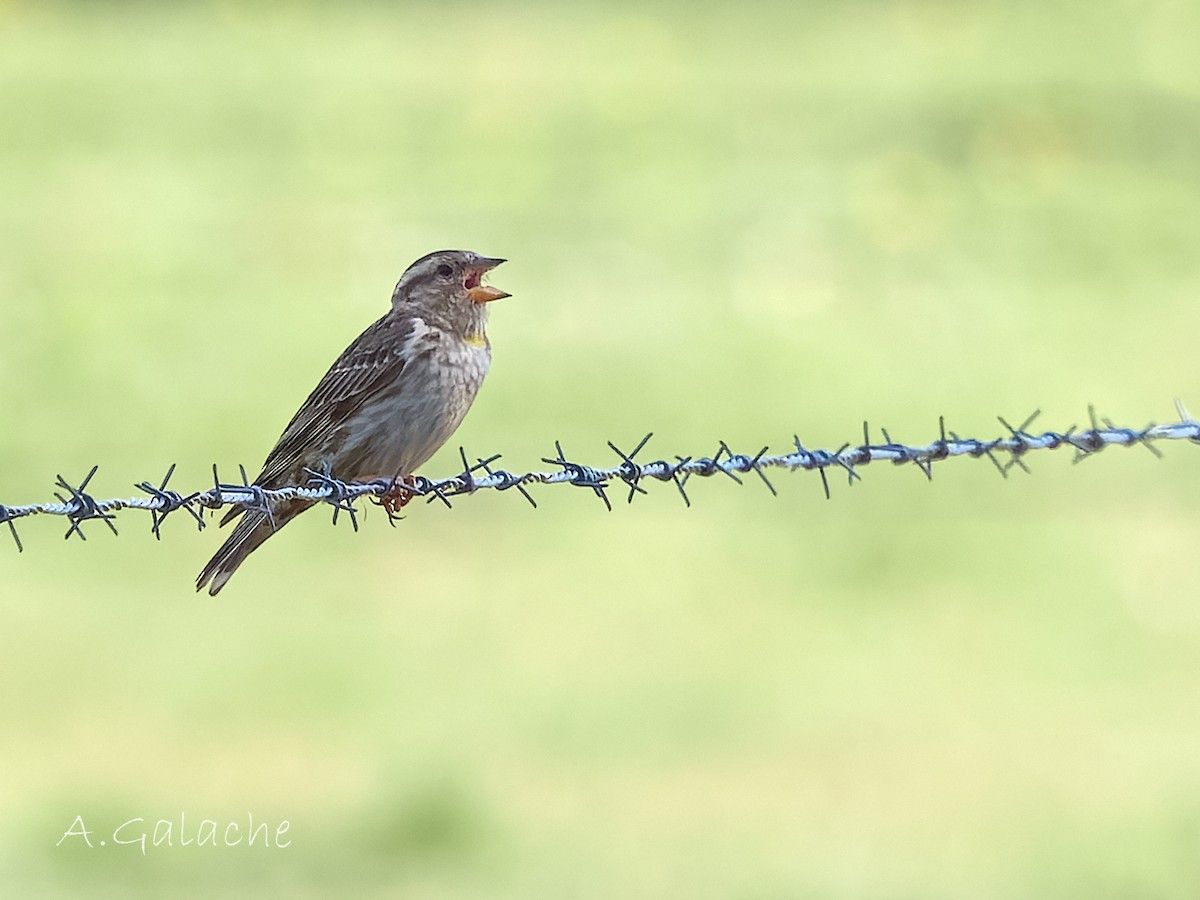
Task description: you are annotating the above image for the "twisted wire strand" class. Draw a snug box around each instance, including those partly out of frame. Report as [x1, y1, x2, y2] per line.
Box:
[2, 403, 1197, 550]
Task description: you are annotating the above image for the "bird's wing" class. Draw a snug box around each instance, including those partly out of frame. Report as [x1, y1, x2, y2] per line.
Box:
[252, 313, 418, 488]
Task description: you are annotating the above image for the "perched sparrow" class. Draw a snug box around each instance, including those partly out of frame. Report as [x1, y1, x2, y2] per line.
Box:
[196, 249, 509, 596]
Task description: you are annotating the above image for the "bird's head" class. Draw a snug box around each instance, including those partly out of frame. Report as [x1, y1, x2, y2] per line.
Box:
[391, 250, 509, 333]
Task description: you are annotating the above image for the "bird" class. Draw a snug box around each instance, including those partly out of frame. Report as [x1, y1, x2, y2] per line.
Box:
[196, 249, 509, 596]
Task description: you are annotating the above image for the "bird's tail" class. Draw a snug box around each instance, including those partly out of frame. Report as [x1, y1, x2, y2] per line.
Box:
[196, 499, 311, 596]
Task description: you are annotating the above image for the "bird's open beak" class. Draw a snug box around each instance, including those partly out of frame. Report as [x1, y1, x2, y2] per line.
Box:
[466, 257, 510, 303]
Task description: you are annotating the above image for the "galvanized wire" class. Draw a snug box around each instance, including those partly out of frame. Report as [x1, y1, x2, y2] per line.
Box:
[1, 403, 1197, 550]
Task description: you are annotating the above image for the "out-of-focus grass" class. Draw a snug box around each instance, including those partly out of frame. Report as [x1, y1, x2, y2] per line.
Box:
[2, 1, 1200, 897]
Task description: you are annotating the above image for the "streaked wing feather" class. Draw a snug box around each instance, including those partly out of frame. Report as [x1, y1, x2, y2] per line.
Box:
[253, 315, 412, 487]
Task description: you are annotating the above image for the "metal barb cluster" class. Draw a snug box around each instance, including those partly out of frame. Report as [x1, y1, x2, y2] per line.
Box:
[1, 403, 1197, 550]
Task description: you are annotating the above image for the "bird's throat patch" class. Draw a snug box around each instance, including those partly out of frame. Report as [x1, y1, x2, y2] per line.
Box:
[464, 333, 487, 349]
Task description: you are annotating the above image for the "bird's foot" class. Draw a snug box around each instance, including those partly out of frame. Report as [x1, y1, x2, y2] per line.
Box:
[375, 475, 418, 523]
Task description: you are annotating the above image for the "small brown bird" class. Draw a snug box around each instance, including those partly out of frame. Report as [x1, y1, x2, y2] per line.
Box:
[196, 249, 509, 596]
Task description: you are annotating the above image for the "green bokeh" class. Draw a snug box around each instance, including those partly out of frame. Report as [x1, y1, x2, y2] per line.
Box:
[3, 1, 1200, 896]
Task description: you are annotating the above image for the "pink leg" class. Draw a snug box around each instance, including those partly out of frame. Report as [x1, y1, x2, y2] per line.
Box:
[376, 474, 418, 521]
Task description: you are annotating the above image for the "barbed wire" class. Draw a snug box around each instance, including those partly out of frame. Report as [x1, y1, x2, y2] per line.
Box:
[1, 403, 1197, 551]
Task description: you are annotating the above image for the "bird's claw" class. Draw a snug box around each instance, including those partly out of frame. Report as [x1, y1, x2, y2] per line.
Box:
[374, 475, 418, 523]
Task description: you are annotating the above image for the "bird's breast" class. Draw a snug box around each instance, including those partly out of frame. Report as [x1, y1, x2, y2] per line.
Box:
[338, 332, 491, 479]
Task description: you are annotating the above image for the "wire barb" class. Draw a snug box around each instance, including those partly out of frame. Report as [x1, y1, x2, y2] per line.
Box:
[55, 467, 118, 542]
[135, 463, 205, 539]
[542, 440, 612, 510]
[607, 433, 653, 504]
[302, 466, 362, 531]
[0, 502, 24, 552]
[2, 404, 1198, 548]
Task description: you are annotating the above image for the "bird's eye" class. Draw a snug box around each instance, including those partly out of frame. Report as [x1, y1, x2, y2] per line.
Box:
[436, 264, 453, 278]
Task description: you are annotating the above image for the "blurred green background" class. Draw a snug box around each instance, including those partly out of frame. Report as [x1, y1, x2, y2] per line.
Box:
[3, 0, 1200, 896]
